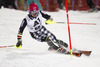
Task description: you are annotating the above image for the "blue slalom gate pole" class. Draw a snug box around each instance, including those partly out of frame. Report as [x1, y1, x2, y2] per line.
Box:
[72, 0, 74, 10]
[46, 0, 49, 11]
[96, 0, 98, 6]
[24, 0, 26, 11]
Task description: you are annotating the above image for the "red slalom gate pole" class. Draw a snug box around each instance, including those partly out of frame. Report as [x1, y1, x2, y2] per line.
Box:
[65, 0, 73, 57]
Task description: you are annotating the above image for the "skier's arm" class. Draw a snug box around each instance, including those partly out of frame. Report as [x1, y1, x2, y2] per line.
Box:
[40, 11, 53, 20]
[16, 18, 27, 48]
[17, 18, 27, 41]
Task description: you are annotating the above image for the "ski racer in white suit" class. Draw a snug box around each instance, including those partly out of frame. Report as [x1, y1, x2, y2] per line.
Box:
[16, 3, 68, 53]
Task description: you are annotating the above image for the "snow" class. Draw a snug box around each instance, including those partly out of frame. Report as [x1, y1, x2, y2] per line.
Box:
[0, 8, 100, 67]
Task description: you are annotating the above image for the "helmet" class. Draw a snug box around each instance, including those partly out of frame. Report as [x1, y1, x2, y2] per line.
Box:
[29, 3, 39, 11]
[29, 3, 39, 16]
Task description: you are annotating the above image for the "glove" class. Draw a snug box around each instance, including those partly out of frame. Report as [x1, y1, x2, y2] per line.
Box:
[45, 17, 55, 24]
[16, 40, 22, 49]
[16, 32, 22, 49]
[45, 20, 56, 24]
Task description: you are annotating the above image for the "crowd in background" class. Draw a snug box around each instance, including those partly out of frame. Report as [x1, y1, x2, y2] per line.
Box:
[0, 0, 100, 12]
[0, 0, 17, 9]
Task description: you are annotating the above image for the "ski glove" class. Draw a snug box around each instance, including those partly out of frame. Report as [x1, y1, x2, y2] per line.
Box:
[45, 18, 54, 24]
[16, 40, 22, 48]
[16, 33, 22, 49]
[45, 20, 56, 24]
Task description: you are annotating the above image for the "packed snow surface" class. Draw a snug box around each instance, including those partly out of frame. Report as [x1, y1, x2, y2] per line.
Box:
[0, 8, 100, 67]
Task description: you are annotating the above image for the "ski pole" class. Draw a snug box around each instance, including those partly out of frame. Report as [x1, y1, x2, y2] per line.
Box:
[55, 22, 96, 25]
[0, 45, 22, 49]
[45, 20, 96, 25]
[0, 45, 15, 48]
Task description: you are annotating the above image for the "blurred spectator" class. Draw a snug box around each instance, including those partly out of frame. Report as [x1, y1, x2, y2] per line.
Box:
[49, 0, 59, 11]
[0, 0, 3, 9]
[96, 6, 100, 11]
[57, 0, 64, 9]
[39, 0, 59, 11]
[87, 0, 96, 12]
[26, 0, 42, 10]
[0, 0, 17, 9]
[17, 0, 27, 10]
[87, 0, 100, 12]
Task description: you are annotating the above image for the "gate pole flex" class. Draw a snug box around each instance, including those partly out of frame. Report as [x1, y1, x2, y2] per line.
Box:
[65, 0, 73, 57]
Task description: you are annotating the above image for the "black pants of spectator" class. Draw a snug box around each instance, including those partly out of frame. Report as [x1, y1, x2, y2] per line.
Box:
[87, 0, 95, 9]
[57, 0, 63, 9]
[0, 0, 4, 8]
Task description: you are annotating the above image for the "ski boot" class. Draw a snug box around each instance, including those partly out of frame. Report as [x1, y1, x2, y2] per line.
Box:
[46, 39, 67, 53]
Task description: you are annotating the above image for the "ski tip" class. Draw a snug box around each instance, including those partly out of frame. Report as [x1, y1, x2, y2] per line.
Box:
[87, 51, 92, 56]
[81, 51, 92, 56]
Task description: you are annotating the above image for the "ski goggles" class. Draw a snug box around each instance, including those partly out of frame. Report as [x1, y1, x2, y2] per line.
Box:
[29, 10, 39, 16]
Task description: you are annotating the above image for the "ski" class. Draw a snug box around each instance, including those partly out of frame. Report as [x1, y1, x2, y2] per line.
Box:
[73, 49, 92, 56]
[65, 50, 92, 57]
[78, 50, 92, 56]
[65, 52, 82, 57]
[48, 47, 92, 57]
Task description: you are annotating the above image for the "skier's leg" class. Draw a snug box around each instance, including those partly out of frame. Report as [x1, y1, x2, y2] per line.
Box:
[46, 37, 58, 50]
[29, 26, 68, 53]
[47, 34, 68, 48]
[56, 39, 68, 48]
[45, 28, 68, 49]
[46, 37, 66, 53]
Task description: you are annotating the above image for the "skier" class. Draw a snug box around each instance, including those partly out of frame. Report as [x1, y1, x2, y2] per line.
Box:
[16, 3, 68, 53]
